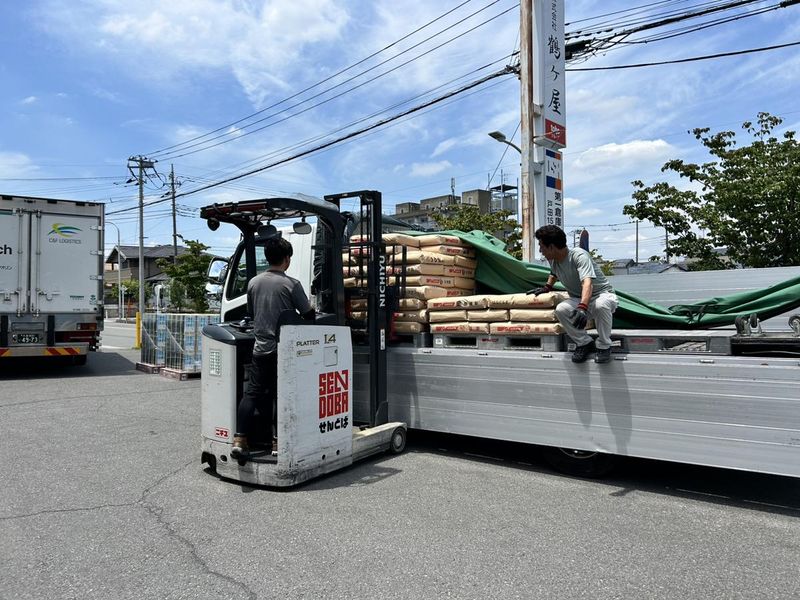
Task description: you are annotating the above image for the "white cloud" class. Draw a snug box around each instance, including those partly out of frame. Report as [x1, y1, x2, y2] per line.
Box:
[410, 160, 451, 177]
[0, 152, 39, 178]
[431, 138, 457, 158]
[21, 96, 37, 105]
[573, 140, 673, 171]
[393, 164, 405, 173]
[563, 197, 603, 218]
[37, 0, 351, 106]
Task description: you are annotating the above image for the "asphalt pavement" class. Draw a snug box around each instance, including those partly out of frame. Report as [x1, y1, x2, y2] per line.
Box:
[1, 350, 799, 599]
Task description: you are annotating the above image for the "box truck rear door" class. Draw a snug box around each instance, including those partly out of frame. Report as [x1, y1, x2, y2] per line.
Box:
[0, 208, 29, 315]
[31, 213, 102, 314]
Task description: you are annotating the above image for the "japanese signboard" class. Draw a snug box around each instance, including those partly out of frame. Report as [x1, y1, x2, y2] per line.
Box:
[538, 0, 566, 149]
[544, 149, 563, 228]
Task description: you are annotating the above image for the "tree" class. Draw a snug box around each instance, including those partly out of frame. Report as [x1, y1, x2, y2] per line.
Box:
[431, 204, 522, 259]
[623, 113, 800, 269]
[156, 239, 213, 313]
[588, 249, 614, 276]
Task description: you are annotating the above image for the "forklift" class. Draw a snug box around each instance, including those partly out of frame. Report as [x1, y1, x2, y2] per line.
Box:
[199, 191, 407, 487]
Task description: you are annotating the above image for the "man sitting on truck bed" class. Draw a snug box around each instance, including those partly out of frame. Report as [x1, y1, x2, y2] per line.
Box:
[231, 236, 315, 458]
[530, 225, 618, 364]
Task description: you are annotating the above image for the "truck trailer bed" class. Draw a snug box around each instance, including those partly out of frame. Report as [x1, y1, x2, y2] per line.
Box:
[353, 342, 800, 478]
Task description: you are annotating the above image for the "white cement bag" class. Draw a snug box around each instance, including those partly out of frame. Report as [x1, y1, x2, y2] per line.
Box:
[394, 321, 426, 334]
[453, 255, 478, 269]
[485, 292, 567, 309]
[490, 322, 564, 335]
[467, 309, 509, 322]
[423, 245, 476, 258]
[403, 263, 445, 276]
[350, 233, 420, 248]
[428, 310, 469, 323]
[509, 309, 558, 322]
[442, 266, 475, 278]
[405, 275, 455, 287]
[399, 250, 457, 266]
[416, 234, 468, 247]
[427, 295, 489, 311]
[393, 309, 429, 323]
[430, 322, 490, 334]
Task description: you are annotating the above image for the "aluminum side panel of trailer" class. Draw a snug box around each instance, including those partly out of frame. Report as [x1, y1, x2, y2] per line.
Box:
[353, 348, 800, 477]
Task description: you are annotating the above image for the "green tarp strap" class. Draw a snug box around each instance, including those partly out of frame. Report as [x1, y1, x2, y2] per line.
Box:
[403, 229, 800, 330]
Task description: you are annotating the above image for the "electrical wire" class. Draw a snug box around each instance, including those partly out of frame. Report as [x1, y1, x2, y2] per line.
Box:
[145, 0, 478, 157]
[153, 3, 519, 161]
[106, 65, 518, 215]
[567, 40, 800, 70]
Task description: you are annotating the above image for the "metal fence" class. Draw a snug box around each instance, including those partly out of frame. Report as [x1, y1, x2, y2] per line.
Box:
[141, 313, 220, 372]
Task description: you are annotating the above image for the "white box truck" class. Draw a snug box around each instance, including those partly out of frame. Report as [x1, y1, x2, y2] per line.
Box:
[0, 194, 104, 365]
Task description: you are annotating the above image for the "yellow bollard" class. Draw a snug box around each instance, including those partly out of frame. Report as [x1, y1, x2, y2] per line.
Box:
[134, 311, 141, 349]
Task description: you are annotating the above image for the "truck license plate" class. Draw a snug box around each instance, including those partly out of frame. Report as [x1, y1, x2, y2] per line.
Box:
[16, 334, 40, 344]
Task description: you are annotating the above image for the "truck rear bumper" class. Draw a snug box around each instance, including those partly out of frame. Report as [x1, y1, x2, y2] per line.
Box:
[0, 344, 88, 358]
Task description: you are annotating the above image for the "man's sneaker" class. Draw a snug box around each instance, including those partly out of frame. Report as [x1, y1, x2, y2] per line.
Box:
[595, 347, 612, 364]
[271, 438, 278, 456]
[571, 341, 596, 363]
[230, 435, 248, 458]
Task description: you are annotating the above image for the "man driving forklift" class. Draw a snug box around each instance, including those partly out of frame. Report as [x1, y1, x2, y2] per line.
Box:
[231, 235, 315, 458]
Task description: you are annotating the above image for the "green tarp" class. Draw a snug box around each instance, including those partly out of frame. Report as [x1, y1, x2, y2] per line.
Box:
[408, 230, 800, 330]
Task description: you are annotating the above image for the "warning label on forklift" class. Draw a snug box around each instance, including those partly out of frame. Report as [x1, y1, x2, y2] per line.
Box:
[319, 369, 350, 434]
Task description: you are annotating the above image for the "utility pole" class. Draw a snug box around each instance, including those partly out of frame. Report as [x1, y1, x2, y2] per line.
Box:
[127, 155, 156, 328]
[519, 0, 535, 261]
[519, 0, 566, 262]
[635, 219, 639, 263]
[170, 164, 178, 264]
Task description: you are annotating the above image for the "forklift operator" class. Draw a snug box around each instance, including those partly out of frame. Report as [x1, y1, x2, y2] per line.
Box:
[231, 236, 315, 458]
[529, 225, 618, 364]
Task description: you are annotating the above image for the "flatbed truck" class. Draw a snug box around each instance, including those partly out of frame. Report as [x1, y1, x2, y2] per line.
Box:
[200, 191, 800, 480]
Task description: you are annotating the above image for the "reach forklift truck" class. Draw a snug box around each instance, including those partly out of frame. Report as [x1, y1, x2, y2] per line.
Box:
[199, 191, 407, 487]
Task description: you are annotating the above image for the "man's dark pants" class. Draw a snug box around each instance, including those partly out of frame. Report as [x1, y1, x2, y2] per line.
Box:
[237, 352, 278, 441]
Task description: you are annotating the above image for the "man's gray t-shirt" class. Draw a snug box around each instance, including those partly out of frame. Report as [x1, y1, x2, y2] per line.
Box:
[549, 247, 613, 299]
[247, 270, 312, 355]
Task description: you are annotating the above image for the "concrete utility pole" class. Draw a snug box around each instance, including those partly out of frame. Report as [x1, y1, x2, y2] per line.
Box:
[128, 156, 156, 320]
[519, 0, 536, 262]
[170, 164, 178, 264]
[518, 0, 566, 262]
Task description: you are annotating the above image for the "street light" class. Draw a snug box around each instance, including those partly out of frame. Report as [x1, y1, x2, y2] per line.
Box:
[488, 130, 522, 154]
[105, 221, 123, 321]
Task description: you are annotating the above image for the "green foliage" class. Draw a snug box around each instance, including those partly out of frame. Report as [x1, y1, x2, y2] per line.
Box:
[624, 113, 800, 269]
[156, 239, 213, 313]
[431, 203, 522, 259]
[109, 278, 148, 303]
[588, 249, 614, 276]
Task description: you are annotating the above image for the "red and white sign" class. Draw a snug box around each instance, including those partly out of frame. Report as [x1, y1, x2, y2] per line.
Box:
[537, 0, 566, 150]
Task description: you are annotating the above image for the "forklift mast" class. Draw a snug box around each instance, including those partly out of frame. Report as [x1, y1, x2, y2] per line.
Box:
[324, 190, 390, 427]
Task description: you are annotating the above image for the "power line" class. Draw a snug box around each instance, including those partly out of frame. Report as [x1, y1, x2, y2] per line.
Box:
[107, 64, 517, 215]
[567, 40, 800, 71]
[153, 3, 519, 161]
[145, 0, 477, 157]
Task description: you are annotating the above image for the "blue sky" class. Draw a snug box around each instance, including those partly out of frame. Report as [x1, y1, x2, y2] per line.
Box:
[1, 0, 799, 261]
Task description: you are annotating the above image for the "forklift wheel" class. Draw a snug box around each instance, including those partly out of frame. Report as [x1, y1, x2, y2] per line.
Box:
[389, 427, 407, 454]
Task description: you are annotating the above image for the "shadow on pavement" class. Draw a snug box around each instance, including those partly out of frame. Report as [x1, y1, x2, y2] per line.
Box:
[0, 351, 140, 380]
[406, 430, 800, 518]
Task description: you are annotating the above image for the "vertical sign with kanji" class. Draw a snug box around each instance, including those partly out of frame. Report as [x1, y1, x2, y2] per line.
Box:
[539, 0, 566, 149]
[544, 149, 563, 228]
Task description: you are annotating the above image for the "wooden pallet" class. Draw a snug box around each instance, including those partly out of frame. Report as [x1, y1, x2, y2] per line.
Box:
[160, 367, 201, 381]
[135, 362, 163, 374]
